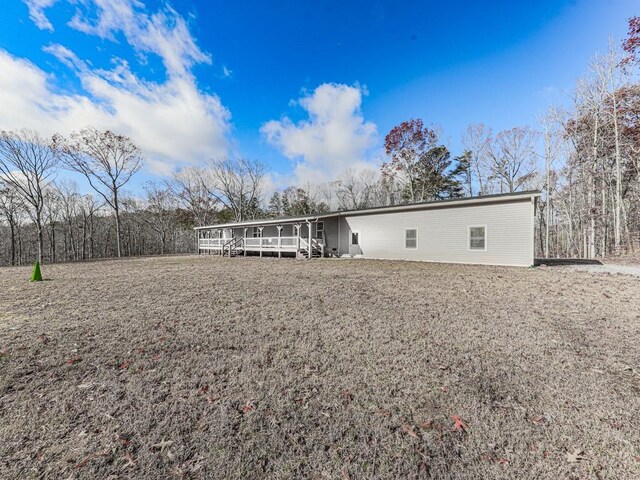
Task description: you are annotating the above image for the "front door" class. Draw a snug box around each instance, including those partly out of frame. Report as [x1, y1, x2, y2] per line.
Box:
[349, 229, 362, 256]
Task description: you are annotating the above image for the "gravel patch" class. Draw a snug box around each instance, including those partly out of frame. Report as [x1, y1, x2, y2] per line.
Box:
[1, 256, 639, 479]
[559, 264, 640, 278]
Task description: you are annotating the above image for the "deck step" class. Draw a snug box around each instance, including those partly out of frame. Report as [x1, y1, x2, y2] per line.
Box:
[298, 248, 323, 258]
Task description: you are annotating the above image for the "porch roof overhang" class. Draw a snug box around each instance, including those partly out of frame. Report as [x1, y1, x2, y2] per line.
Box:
[193, 213, 338, 230]
[194, 190, 541, 231]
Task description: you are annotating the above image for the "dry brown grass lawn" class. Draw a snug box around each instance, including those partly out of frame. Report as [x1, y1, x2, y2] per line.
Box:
[1, 255, 639, 479]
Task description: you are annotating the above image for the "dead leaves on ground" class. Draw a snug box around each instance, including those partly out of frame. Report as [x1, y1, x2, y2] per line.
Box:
[529, 415, 547, 426]
[152, 439, 174, 452]
[452, 415, 468, 432]
[341, 389, 353, 407]
[401, 424, 419, 438]
[197, 384, 220, 404]
[400, 415, 469, 441]
[116, 433, 132, 448]
[566, 448, 586, 463]
[481, 452, 510, 465]
[73, 449, 110, 469]
[419, 419, 433, 430]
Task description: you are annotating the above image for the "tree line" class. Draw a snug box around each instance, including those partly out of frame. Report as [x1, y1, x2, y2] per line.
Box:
[2, 18, 640, 266]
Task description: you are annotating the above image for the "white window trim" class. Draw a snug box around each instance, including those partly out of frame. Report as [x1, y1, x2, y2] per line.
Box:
[404, 227, 418, 250]
[468, 225, 487, 252]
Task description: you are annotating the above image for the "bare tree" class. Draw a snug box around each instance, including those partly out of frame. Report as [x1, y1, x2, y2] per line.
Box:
[55, 128, 143, 257]
[42, 187, 62, 263]
[77, 193, 102, 260]
[335, 168, 383, 210]
[0, 129, 58, 263]
[461, 124, 493, 195]
[55, 181, 83, 261]
[201, 158, 265, 222]
[581, 67, 604, 259]
[0, 182, 25, 266]
[167, 166, 217, 227]
[537, 108, 563, 258]
[487, 127, 539, 193]
[592, 39, 626, 251]
[142, 182, 178, 255]
[315, 182, 337, 211]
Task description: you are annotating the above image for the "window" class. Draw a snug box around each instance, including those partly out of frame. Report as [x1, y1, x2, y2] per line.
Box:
[316, 221, 324, 239]
[351, 231, 359, 245]
[469, 226, 486, 251]
[252, 227, 262, 238]
[405, 229, 417, 249]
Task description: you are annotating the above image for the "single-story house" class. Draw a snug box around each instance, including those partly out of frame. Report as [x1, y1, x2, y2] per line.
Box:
[195, 190, 540, 267]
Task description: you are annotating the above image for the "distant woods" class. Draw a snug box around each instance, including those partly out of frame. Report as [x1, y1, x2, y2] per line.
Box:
[2, 18, 640, 265]
[0, 133, 270, 266]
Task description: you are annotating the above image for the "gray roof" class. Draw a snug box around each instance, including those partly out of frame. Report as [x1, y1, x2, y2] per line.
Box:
[194, 190, 541, 230]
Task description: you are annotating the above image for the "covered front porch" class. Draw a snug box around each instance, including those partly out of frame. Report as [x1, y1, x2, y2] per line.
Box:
[196, 217, 328, 259]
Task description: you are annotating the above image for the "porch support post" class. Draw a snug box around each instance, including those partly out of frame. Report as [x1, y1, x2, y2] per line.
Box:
[277, 225, 282, 258]
[306, 221, 312, 259]
[338, 217, 341, 257]
[243, 228, 247, 257]
[295, 223, 301, 259]
[259, 227, 264, 258]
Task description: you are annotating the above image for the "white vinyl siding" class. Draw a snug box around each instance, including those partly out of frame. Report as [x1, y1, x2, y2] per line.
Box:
[405, 228, 417, 249]
[341, 199, 534, 266]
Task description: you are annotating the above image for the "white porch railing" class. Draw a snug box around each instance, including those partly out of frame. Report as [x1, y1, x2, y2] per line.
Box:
[198, 234, 325, 257]
[244, 236, 298, 250]
[199, 238, 225, 249]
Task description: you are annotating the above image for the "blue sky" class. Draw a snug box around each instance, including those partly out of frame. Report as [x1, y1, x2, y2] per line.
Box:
[0, 0, 637, 192]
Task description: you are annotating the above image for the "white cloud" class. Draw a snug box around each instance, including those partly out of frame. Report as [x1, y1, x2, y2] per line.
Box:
[23, 0, 58, 31]
[261, 83, 378, 185]
[65, 0, 211, 77]
[9, 0, 231, 174]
